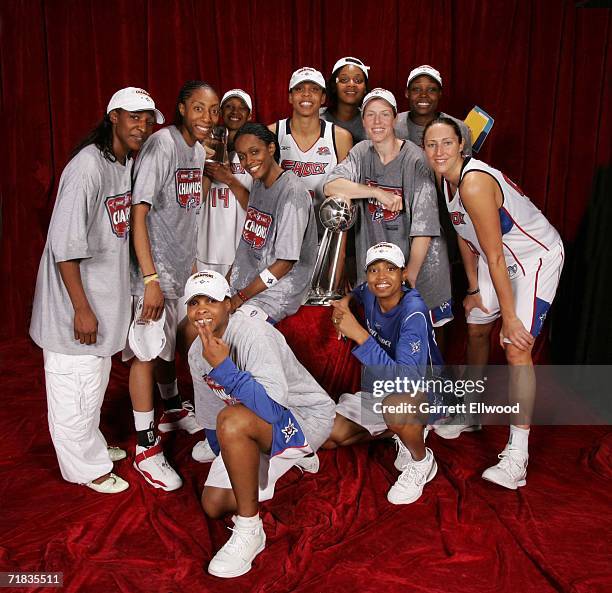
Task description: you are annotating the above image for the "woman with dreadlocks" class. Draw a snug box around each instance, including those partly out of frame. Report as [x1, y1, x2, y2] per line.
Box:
[30, 87, 162, 494]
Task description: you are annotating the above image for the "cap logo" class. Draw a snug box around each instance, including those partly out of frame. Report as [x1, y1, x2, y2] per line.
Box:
[193, 272, 215, 281]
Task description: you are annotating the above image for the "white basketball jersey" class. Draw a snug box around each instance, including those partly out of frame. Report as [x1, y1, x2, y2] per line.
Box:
[443, 158, 560, 273]
[196, 151, 252, 266]
[277, 118, 338, 238]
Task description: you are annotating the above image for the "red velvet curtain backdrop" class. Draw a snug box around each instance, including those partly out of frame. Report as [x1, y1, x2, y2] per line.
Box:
[1, 0, 611, 341]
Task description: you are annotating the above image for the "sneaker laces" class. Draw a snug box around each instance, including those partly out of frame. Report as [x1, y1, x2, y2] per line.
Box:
[222, 525, 258, 558]
[496, 448, 526, 478]
[398, 458, 430, 486]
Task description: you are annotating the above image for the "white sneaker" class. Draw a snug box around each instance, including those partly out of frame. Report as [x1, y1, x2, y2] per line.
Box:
[107, 446, 127, 462]
[433, 421, 481, 440]
[192, 440, 217, 463]
[392, 428, 429, 470]
[387, 448, 437, 505]
[86, 473, 129, 494]
[208, 517, 266, 578]
[134, 438, 182, 491]
[294, 453, 320, 474]
[482, 446, 528, 490]
[158, 401, 202, 434]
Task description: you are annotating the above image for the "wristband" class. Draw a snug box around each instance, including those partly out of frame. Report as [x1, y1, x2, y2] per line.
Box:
[144, 273, 159, 285]
[466, 287, 480, 296]
[259, 268, 279, 288]
[236, 290, 249, 303]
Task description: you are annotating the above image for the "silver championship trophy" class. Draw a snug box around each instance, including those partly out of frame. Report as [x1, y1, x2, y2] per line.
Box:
[306, 196, 357, 305]
[205, 126, 228, 163]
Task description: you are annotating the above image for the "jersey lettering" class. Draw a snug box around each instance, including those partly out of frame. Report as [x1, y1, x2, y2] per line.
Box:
[242, 207, 273, 249]
[450, 211, 466, 225]
[105, 191, 132, 238]
[175, 168, 202, 209]
[210, 187, 230, 208]
[280, 160, 327, 177]
[230, 162, 246, 174]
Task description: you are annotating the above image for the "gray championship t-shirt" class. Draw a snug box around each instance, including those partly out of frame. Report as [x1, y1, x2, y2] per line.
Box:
[30, 145, 133, 356]
[230, 171, 317, 321]
[130, 125, 205, 299]
[320, 106, 367, 144]
[189, 310, 335, 451]
[394, 111, 472, 155]
[326, 140, 450, 309]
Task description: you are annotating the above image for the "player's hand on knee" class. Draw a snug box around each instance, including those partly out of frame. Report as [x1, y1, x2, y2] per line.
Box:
[74, 306, 98, 345]
[500, 317, 534, 351]
[463, 292, 489, 316]
[142, 281, 165, 321]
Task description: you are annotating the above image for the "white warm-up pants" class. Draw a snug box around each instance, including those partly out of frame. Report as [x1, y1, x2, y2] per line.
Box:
[44, 350, 113, 484]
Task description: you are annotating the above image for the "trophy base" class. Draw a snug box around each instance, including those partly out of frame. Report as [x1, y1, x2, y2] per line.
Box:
[304, 290, 344, 306]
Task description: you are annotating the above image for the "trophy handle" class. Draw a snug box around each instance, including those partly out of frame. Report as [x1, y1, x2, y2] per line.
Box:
[311, 228, 332, 290]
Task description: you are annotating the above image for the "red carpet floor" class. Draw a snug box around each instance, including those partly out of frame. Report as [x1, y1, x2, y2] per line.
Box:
[1, 337, 611, 593]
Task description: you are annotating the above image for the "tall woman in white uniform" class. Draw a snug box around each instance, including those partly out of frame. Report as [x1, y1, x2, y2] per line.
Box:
[423, 117, 564, 490]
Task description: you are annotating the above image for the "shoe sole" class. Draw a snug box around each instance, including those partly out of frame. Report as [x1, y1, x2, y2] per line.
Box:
[192, 453, 217, 463]
[133, 461, 182, 492]
[207, 540, 266, 578]
[482, 472, 526, 490]
[158, 423, 202, 435]
[434, 425, 482, 440]
[387, 459, 438, 505]
[85, 482, 129, 494]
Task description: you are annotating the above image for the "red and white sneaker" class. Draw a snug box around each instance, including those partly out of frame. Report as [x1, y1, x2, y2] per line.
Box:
[134, 438, 182, 491]
[158, 401, 202, 434]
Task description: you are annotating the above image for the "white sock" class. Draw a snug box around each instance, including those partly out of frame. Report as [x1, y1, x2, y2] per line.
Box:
[508, 425, 530, 454]
[235, 513, 260, 527]
[133, 409, 155, 432]
[157, 380, 178, 400]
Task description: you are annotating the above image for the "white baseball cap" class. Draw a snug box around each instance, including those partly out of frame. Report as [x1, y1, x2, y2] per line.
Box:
[361, 88, 397, 114]
[406, 65, 443, 88]
[128, 297, 167, 362]
[183, 270, 231, 304]
[331, 56, 370, 78]
[365, 242, 406, 270]
[289, 67, 326, 91]
[107, 87, 164, 124]
[221, 89, 253, 112]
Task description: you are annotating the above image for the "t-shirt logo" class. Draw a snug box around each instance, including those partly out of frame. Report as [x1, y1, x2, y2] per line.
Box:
[242, 207, 273, 250]
[175, 168, 202, 209]
[365, 179, 401, 222]
[204, 374, 237, 405]
[104, 191, 132, 238]
[317, 146, 331, 156]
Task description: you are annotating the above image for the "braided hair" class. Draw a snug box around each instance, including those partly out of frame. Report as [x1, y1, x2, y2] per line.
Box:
[234, 122, 280, 163]
[173, 80, 216, 127]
